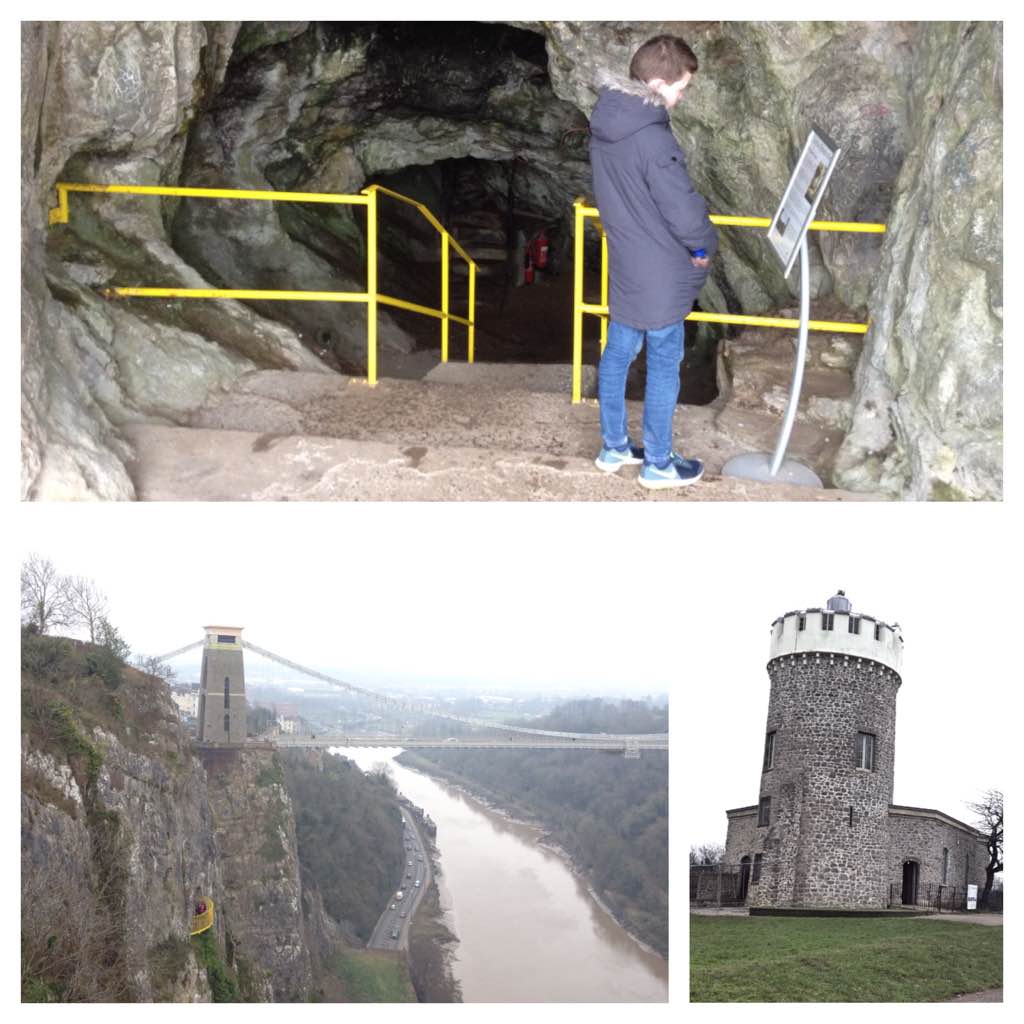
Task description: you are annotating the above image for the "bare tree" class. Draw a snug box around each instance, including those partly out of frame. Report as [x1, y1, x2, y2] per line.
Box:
[133, 654, 176, 684]
[690, 842, 725, 866]
[21, 554, 70, 635]
[64, 576, 109, 643]
[969, 788, 1003, 909]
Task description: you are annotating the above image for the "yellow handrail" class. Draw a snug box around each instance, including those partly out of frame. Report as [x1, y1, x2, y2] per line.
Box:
[190, 898, 214, 937]
[571, 198, 886, 403]
[48, 182, 478, 387]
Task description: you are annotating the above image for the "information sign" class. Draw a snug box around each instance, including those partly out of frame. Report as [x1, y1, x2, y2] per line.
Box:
[768, 127, 841, 278]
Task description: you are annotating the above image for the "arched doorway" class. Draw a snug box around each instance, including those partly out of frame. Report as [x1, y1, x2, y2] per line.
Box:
[739, 856, 752, 902]
[902, 860, 920, 905]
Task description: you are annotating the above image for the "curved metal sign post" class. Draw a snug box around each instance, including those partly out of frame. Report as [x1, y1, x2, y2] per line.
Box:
[722, 127, 841, 488]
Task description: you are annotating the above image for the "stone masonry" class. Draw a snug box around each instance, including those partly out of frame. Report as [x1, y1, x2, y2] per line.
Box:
[197, 625, 248, 744]
[724, 592, 987, 909]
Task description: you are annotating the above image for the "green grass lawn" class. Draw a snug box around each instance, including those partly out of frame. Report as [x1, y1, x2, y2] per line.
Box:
[690, 915, 1003, 1002]
[327, 950, 416, 1002]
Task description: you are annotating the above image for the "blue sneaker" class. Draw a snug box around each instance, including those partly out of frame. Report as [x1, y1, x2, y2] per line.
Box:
[639, 454, 704, 490]
[594, 442, 644, 473]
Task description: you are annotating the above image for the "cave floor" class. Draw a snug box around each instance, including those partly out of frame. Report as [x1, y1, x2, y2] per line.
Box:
[122, 368, 882, 501]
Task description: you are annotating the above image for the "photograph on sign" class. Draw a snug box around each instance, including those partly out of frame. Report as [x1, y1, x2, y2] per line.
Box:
[768, 127, 841, 277]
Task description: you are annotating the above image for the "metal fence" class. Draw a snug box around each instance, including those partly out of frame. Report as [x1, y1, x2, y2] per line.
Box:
[690, 863, 749, 908]
[48, 182, 478, 388]
[888, 882, 1002, 913]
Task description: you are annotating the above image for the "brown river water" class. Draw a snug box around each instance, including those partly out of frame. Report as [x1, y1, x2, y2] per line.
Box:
[333, 746, 668, 1002]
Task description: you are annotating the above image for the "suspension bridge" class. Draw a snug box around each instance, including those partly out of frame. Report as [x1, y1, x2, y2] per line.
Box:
[158, 635, 668, 758]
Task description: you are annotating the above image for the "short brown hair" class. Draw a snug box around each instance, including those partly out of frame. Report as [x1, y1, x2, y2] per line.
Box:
[629, 34, 698, 84]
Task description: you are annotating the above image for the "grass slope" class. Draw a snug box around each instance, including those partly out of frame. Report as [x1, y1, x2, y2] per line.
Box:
[326, 950, 416, 1002]
[690, 915, 1003, 1002]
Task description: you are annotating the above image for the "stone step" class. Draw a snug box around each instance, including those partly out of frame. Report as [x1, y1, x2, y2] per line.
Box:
[123, 423, 878, 502]
[422, 361, 595, 396]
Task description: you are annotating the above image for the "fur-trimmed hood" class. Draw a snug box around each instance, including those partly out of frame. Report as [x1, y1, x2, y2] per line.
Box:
[589, 70, 669, 144]
[595, 69, 668, 107]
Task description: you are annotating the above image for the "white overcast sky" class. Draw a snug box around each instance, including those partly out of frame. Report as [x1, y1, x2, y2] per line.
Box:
[16, 501, 1015, 846]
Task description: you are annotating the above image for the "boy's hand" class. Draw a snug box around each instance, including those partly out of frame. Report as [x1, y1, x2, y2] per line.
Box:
[691, 255, 710, 269]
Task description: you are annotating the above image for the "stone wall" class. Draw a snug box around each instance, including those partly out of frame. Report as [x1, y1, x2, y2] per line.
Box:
[723, 807, 762, 865]
[888, 808, 989, 900]
[749, 653, 901, 908]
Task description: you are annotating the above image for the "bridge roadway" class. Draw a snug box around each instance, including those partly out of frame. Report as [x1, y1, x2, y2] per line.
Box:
[274, 734, 667, 753]
[159, 637, 669, 754]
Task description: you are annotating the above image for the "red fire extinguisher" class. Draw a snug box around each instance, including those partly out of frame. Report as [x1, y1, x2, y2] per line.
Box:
[529, 229, 550, 271]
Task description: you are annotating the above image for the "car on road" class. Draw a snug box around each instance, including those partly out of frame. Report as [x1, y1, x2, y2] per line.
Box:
[400, 910, 406, 918]
[415, 880, 421, 887]
[390, 903, 396, 910]
[391, 927, 399, 939]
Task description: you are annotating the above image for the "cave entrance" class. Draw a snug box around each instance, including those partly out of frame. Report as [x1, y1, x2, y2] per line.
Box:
[368, 156, 720, 405]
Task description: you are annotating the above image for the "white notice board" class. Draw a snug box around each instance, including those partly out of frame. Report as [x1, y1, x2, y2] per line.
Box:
[768, 127, 841, 278]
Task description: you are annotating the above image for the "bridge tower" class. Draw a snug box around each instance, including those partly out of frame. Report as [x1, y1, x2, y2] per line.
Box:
[749, 591, 903, 909]
[197, 625, 247, 744]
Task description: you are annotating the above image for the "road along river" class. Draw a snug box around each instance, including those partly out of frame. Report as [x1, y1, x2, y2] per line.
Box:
[332, 746, 668, 1003]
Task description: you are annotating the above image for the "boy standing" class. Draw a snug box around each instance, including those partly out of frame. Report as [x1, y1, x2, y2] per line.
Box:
[589, 35, 718, 489]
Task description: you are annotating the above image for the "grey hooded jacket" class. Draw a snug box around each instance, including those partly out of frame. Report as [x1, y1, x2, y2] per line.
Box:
[589, 75, 718, 331]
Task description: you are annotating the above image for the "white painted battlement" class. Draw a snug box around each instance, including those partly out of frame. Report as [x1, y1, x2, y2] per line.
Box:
[768, 596, 902, 673]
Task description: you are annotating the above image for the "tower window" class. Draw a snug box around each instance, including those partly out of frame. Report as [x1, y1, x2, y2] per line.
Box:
[224, 713, 230, 734]
[758, 796, 771, 827]
[856, 732, 876, 770]
[822, 612, 835, 631]
[942, 848, 949, 884]
[763, 731, 776, 771]
[798, 614, 806, 631]
[874, 623, 883, 641]
[752, 853, 763, 883]
[224, 678, 230, 709]
[849, 616, 860, 635]
[217, 635, 236, 644]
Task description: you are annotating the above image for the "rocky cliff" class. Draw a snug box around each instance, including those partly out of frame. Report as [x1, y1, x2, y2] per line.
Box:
[22, 21, 1001, 498]
[21, 633, 414, 1002]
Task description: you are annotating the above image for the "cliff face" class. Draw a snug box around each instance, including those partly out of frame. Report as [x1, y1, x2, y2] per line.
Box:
[200, 748, 312, 1001]
[21, 637, 221, 1001]
[20, 635, 409, 1002]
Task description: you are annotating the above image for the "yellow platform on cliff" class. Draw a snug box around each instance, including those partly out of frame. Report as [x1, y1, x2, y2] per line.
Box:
[190, 898, 214, 936]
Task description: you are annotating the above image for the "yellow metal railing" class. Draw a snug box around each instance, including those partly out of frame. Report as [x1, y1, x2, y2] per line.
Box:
[190, 898, 214, 937]
[571, 198, 886, 404]
[48, 182, 478, 387]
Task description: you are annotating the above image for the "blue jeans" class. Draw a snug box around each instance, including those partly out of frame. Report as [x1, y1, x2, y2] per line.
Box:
[598, 319, 685, 467]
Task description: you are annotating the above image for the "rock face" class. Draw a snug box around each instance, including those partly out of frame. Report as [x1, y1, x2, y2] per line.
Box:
[20, 640, 399, 1002]
[833, 22, 1003, 499]
[21, 654, 221, 1000]
[200, 748, 312, 1001]
[22, 21, 1002, 498]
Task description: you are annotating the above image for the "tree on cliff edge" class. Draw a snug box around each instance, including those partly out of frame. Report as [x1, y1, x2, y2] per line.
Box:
[21, 554, 69, 635]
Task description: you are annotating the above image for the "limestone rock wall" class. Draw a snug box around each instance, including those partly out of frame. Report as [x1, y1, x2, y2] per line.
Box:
[833, 22, 1003, 499]
[21, 22, 328, 500]
[21, 683, 219, 1001]
[200, 748, 313, 1001]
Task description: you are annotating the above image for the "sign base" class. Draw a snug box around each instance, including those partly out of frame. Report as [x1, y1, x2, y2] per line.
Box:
[721, 452, 823, 489]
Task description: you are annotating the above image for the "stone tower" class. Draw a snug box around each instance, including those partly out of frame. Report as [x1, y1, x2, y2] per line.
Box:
[197, 625, 247, 744]
[749, 592, 903, 909]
